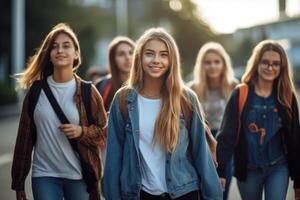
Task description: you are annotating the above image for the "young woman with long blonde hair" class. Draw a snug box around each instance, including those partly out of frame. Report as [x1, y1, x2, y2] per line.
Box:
[216, 40, 300, 200]
[188, 42, 238, 200]
[103, 28, 222, 200]
[189, 42, 238, 136]
[11, 23, 107, 200]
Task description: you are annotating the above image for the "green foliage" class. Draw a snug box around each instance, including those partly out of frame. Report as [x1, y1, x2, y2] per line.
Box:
[25, 0, 110, 77]
[127, 0, 218, 78]
[0, 82, 17, 105]
[22, 0, 217, 79]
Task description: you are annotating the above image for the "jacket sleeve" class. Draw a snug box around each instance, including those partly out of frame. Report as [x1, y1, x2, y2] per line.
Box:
[78, 85, 107, 148]
[288, 94, 300, 188]
[216, 88, 239, 178]
[188, 91, 223, 200]
[11, 92, 35, 191]
[103, 91, 125, 199]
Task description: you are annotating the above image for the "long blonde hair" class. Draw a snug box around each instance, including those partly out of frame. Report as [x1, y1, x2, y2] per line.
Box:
[127, 27, 186, 152]
[192, 42, 236, 102]
[17, 23, 81, 89]
[242, 40, 296, 120]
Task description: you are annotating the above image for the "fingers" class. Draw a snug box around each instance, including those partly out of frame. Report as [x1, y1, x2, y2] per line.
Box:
[59, 124, 82, 139]
[16, 190, 27, 200]
[220, 178, 226, 191]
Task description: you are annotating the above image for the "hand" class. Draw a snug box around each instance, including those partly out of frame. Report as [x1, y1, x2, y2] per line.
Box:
[16, 190, 27, 200]
[295, 188, 300, 200]
[220, 177, 226, 191]
[59, 124, 82, 139]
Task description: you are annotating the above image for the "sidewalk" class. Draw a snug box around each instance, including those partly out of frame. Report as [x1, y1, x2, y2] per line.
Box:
[0, 103, 21, 119]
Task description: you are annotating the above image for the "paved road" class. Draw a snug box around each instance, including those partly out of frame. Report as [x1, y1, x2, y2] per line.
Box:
[0, 116, 33, 200]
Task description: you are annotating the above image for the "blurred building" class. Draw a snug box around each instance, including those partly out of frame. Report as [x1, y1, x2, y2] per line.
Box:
[223, 15, 300, 83]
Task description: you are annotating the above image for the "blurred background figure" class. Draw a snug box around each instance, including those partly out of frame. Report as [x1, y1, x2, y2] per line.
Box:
[85, 66, 108, 84]
[188, 42, 238, 200]
[95, 36, 135, 112]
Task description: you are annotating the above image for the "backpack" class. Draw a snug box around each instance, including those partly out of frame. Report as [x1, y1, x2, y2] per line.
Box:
[28, 79, 94, 125]
[95, 77, 113, 111]
[118, 89, 218, 165]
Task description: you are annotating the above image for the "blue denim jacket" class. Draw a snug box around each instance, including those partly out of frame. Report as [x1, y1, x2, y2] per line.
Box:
[245, 92, 286, 168]
[103, 87, 222, 200]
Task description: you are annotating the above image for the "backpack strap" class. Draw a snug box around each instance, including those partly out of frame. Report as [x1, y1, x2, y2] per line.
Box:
[42, 80, 71, 124]
[102, 81, 113, 107]
[96, 77, 110, 94]
[119, 88, 130, 121]
[28, 80, 43, 121]
[119, 89, 193, 129]
[236, 83, 248, 145]
[81, 81, 95, 125]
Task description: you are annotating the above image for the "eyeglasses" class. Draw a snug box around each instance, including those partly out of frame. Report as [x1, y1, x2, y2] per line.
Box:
[259, 59, 281, 69]
[203, 59, 221, 65]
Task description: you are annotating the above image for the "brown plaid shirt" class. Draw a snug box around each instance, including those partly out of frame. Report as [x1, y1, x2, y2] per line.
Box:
[11, 74, 107, 194]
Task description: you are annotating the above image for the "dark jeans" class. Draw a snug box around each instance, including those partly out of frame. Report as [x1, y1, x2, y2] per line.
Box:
[140, 190, 200, 200]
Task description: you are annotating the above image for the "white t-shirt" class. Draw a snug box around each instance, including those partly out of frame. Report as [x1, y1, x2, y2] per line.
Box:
[32, 76, 82, 179]
[138, 94, 168, 195]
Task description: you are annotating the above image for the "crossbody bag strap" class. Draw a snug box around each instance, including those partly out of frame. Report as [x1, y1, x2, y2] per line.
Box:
[42, 80, 78, 151]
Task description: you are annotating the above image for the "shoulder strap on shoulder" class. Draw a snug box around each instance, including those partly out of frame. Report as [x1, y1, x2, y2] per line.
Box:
[96, 77, 111, 95]
[119, 88, 130, 121]
[236, 83, 249, 145]
[28, 80, 43, 121]
[81, 81, 95, 125]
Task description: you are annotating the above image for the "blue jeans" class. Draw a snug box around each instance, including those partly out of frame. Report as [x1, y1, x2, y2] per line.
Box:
[32, 177, 89, 200]
[237, 163, 289, 200]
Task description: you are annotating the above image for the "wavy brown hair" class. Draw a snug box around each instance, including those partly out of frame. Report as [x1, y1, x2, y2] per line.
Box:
[192, 42, 237, 102]
[127, 27, 190, 152]
[108, 36, 135, 92]
[17, 23, 81, 89]
[242, 40, 296, 119]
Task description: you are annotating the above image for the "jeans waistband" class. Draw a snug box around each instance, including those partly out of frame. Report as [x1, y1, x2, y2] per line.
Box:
[140, 190, 171, 200]
[247, 156, 286, 170]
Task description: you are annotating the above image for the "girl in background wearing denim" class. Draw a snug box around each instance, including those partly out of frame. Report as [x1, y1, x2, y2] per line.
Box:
[216, 40, 300, 200]
[188, 42, 238, 200]
[103, 28, 222, 200]
[11, 23, 107, 200]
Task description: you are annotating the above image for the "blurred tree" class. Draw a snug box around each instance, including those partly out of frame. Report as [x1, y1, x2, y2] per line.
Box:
[25, 0, 111, 76]
[126, 0, 218, 78]
[0, 0, 12, 82]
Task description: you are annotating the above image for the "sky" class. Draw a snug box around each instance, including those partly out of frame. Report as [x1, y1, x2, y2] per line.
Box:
[193, 0, 300, 33]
